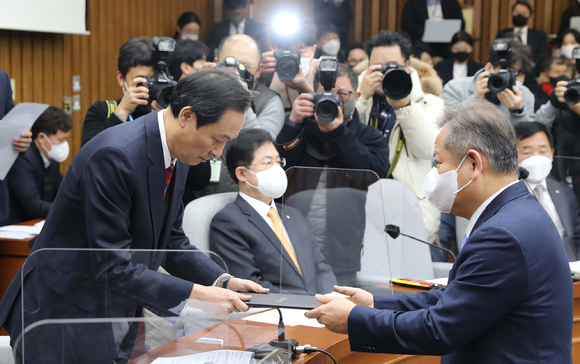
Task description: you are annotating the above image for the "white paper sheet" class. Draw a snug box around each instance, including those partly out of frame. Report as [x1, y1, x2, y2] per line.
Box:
[34, 220, 45, 228]
[425, 277, 449, 286]
[150, 350, 254, 364]
[0, 103, 49, 180]
[0, 231, 35, 240]
[570, 261, 580, 274]
[571, 16, 580, 32]
[0, 225, 42, 235]
[422, 20, 462, 43]
[242, 308, 324, 328]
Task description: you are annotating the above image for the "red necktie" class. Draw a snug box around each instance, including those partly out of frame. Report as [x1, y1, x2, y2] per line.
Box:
[164, 163, 174, 197]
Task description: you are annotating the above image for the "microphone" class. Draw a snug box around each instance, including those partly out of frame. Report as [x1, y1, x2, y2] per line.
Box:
[518, 167, 529, 180]
[385, 224, 456, 261]
[248, 308, 298, 360]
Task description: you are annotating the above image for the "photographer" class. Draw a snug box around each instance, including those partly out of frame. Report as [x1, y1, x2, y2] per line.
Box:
[441, 39, 557, 126]
[355, 30, 443, 241]
[81, 37, 155, 146]
[167, 39, 212, 81]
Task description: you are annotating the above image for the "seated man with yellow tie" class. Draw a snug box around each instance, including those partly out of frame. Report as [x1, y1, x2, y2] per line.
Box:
[209, 129, 337, 294]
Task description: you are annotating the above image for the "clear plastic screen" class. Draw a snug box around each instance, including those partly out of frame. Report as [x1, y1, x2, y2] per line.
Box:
[14, 248, 282, 363]
[552, 155, 580, 209]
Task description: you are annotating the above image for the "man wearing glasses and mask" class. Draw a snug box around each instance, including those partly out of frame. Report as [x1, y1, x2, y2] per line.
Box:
[210, 129, 337, 295]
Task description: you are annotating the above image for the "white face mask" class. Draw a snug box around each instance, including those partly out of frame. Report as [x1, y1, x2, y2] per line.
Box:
[300, 55, 312, 77]
[181, 34, 199, 41]
[561, 44, 576, 59]
[520, 155, 552, 183]
[321, 40, 341, 56]
[40, 134, 70, 163]
[424, 155, 474, 214]
[244, 164, 288, 199]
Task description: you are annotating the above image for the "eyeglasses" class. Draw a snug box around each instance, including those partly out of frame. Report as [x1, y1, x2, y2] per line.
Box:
[248, 158, 286, 169]
[336, 89, 355, 100]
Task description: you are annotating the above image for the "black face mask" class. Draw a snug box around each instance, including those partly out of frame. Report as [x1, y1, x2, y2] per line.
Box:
[452, 52, 470, 62]
[512, 14, 528, 27]
[550, 75, 569, 88]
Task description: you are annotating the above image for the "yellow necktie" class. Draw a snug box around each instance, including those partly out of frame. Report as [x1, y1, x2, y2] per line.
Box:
[267, 207, 302, 275]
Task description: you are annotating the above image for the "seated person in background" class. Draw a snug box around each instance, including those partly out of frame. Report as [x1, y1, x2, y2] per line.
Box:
[345, 42, 368, 71]
[174, 11, 202, 41]
[7, 106, 71, 224]
[356, 30, 444, 242]
[434, 31, 484, 85]
[167, 39, 212, 81]
[515, 122, 580, 261]
[259, 18, 318, 113]
[314, 24, 345, 62]
[556, 29, 580, 79]
[497, 1, 547, 77]
[81, 37, 154, 146]
[441, 39, 557, 126]
[533, 57, 567, 111]
[210, 129, 337, 294]
[411, 41, 434, 66]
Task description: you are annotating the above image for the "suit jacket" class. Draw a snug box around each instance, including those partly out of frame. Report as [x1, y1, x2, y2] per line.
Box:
[210, 195, 336, 295]
[348, 181, 573, 363]
[497, 28, 547, 75]
[0, 111, 225, 364]
[207, 18, 268, 57]
[546, 178, 580, 261]
[401, 0, 465, 43]
[7, 142, 62, 224]
[0, 69, 15, 226]
[433, 58, 483, 85]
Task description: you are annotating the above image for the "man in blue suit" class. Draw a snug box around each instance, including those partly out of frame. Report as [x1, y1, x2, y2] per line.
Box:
[306, 98, 573, 363]
[210, 129, 337, 295]
[0, 68, 268, 364]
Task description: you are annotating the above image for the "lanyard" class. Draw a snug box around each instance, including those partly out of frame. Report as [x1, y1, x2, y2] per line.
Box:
[128, 114, 134, 121]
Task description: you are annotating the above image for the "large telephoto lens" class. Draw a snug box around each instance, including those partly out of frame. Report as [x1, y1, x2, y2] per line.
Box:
[382, 68, 412, 100]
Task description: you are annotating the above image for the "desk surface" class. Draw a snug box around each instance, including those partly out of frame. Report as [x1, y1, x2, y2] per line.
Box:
[0, 218, 38, 255]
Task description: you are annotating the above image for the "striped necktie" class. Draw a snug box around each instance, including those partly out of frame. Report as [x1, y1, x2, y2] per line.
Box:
[164, 163, 174, 197]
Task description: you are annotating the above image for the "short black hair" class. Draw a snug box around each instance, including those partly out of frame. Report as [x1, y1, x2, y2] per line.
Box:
[512, 1, 533, 14]
[226, 129, 274, 184]
[451, 31, 474, 47]
[365, 30, 412, 61]
[271, 18, 317, 50]
[514, 122, 554, 149]
[314, 63, 358, 91]
[411, 41, 433, 59]
[177, 12, 201, 29]
[170, 67, 255, 128]
[487, 39, 535, 76]
[540, 56, 567, 74]
[168, 40, 212, 80]
[562, 29, 580, 45]
[346, 42, 365, 55]
[31, 106, 73, 140]
[117, 37, 154, 79]
[224, 0, 246, 9]
[316, 24, 339, 42]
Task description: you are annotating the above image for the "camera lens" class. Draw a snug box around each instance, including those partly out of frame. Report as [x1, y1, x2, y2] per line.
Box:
[382, 69, 412, 100]
[157, 86, 175, 109]
[316, 99, 339, 123]
[565, 84, 580, 105]
[488, 73, 508, 94]
[276, 57, 300, 81]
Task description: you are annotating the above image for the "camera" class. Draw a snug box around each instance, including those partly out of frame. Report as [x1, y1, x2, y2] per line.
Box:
[274, 50, 301, 81]
[376, 61, 412, 100]
[309, 57, 343, 123]
[139, 37, 178, 109]
[216, 55, 254, 85]
[486, 39, 517, 95]
[564, 47, 580, 105]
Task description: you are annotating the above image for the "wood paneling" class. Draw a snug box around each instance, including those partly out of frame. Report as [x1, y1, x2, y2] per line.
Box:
[0, 0, 214, 174]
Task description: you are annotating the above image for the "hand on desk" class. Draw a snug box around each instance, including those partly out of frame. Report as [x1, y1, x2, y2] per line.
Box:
[305, 285, 374, 335]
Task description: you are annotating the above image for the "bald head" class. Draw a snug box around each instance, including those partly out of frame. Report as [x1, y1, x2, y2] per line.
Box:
[217, 34, 261, 75]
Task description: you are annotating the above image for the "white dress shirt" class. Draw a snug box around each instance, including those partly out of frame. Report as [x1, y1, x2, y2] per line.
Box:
[526, 179, 566, 238]
[453, 63, 468, 80]
[465, 180, 519, 239]
[157, 111, 177, 169]
[239, 191, 297, 255]
[39, 148, 51, 169]
[427, 0, 444, 20]
[229, 18, 246, 35]
[514, 26, 528, 45]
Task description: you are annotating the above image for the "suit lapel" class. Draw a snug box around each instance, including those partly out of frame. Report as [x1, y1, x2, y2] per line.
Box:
[547, 179, 573, 236]
[472, 181, 531, 233]
[145, 112, 165, 248]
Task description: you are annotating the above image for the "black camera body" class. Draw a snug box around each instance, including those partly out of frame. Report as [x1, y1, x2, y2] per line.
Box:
[139, 37, 178, 109]
[377, 61, 412, 100]
[274, 50, 301, 81]
[486, 39, 516, 96]
[309, 57, 342, 123]
[216, 55, 254, 85]
[564, 46, 580, 105]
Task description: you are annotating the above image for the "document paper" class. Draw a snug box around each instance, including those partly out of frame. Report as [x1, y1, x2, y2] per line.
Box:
[0, 103, 49, 180]
[422, 20, 462, 43]
[150, 350, 255, 364]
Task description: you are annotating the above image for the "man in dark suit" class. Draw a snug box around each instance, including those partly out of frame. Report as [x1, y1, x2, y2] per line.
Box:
[497, 1, 547, 76]
[401, 0, 465, 59]
[7, 106, 71, 224]
[0, 69, 269, 364]
[0, 69, 32, 227]
[210, 129, 337, 295]
[207, 0, 267, 58]
[306, 99, 573, 363]
[515, 122, 580, 261]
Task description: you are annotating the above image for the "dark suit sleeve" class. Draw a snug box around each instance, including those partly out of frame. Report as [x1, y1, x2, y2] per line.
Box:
[566, 189, 580, 261]
[277, 118, 307, 169]
[80, 147, 194, 315]
[81, 101, 125, 147]
[348, 225, 527, 355]
[209, 208, 282, 292]
[2, 71, 14, 114]
[7, 154, 52, 219]
[401, 1, 425, 41]
[533, 31, 548, 74]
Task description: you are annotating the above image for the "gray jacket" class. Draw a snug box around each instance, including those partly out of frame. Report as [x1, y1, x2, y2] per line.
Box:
[441, 68, 557, 127]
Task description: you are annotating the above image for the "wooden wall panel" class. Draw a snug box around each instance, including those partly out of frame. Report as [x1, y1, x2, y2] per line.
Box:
[0, 0, 214, 173]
